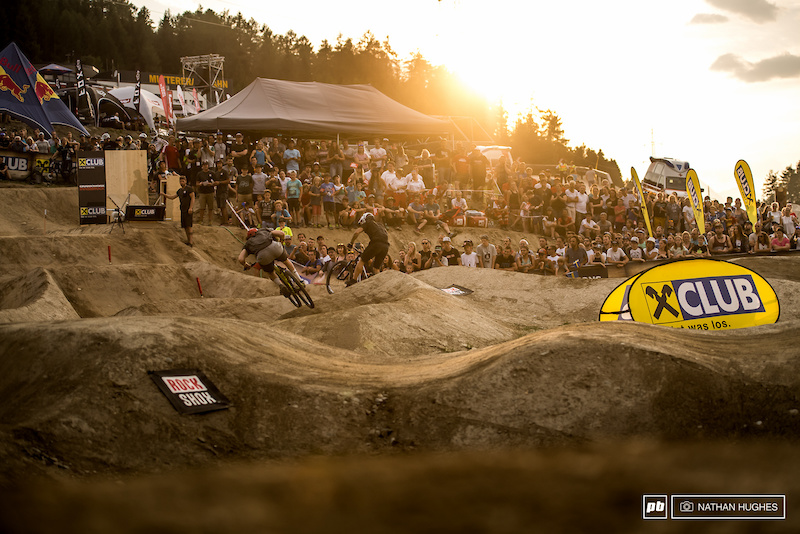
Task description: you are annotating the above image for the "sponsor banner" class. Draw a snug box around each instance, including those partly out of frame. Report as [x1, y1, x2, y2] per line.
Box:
[0, 150, 33, 180]
[158, 75, 173, 126]
[441, 284, 474, 296]
[149, 369, 231, 415]
[77, 150, 106, 225]
[598, 276, 637, 321]
[75, 58, 94, 121]
[176, 85, 187, 116]
[132, 70, 141, 112]
[626, 259, 779, 330]
[576, 264, 608, 279]
[685, 169, 705, 235]
[631, 167, 653, 238]
[734, 160, 758, 227]
[125, 205, 165, 221]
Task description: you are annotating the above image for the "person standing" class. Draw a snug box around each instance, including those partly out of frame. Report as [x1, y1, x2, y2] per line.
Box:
[213, 159, 231, 225]
[195, 161, 216, 225]
[159, 175, 195, 247]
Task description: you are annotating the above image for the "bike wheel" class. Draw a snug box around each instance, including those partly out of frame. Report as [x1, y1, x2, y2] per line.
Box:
[275, 267, 302, 307]
[325, 260, 353, 294]
[284, 268, 314, 308]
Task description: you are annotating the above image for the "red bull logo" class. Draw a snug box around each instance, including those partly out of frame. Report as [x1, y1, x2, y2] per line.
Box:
[34, 73, 58, 103]
[0, 65, 29, 102]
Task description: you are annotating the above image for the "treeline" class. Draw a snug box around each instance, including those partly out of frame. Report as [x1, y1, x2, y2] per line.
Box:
[3, 0, 620, 180]
[764, 161, 800, 204]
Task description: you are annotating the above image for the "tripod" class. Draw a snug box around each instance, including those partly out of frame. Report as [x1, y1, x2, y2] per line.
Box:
[108, 193, 130, 234]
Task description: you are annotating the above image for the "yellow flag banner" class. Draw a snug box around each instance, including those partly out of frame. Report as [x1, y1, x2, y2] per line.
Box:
[631, 167, 653, 238]
[686, 169, 705, 235]
[734, 160, 758, 226]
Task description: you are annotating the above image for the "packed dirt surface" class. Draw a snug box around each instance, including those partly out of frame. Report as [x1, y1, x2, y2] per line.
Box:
[1, 185, 799, 532]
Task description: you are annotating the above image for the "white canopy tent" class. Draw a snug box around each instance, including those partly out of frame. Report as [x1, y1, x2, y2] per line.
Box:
[108, 86, 166, 133]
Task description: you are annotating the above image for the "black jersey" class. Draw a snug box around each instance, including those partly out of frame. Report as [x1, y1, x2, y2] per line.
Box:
[360, 217, 389, 244]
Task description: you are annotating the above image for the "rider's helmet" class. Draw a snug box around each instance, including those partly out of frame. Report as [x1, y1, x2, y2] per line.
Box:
[247, 228, 258, 238]
[358, 212, 374, 226]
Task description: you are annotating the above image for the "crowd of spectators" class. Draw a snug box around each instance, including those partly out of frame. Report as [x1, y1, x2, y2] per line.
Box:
[141, 133, 798, 276]
[4, 126, 796, 276]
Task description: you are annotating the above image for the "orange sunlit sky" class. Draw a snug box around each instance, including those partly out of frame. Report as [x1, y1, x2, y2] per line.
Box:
[133, 0, 800, 200]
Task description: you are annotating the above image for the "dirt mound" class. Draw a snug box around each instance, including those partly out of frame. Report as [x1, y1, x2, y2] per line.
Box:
[0, 187, 80, 236]
[0, 268, 79, 323]
[2, 315, 800, 481]
[731, 255, 800, 282]
[278, 270, 516, 356]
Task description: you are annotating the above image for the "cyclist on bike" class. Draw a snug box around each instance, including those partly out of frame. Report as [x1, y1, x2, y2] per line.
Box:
[238, 227, 300, 296]
[347, 212, 389, 286]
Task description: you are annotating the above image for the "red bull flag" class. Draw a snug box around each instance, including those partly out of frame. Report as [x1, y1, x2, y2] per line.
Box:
[0, 42, 88, 138]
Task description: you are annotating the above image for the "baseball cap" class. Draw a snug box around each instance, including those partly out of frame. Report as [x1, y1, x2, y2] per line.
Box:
[630, 236, 639, 243]
[139, 133, 147, 138]
[463, 240, 473, 246]
[647, 237, 656, 243]
[442, 236, 451, 242]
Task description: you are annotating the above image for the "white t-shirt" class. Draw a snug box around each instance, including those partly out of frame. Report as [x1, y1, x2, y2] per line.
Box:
[606, 247, 627, 262]
[556, 246, 566, 257]
[575, 192, 589, 214]
[369, 147, 387, 168]
[452, 197, 468, 210]
[406, 176, 426, 194]
[461, 251, 478, 268]
[580, 218, 599, 233]
[475, 243, 496, 268]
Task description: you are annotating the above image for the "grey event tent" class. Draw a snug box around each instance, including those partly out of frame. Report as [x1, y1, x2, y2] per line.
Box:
[175, 78, 451, 138]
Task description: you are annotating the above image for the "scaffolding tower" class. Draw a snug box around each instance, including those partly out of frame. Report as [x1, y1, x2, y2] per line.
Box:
[180, 54, 225, 109]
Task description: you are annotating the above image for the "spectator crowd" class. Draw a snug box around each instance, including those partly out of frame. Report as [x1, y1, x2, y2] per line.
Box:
[4, 126, 797, 276]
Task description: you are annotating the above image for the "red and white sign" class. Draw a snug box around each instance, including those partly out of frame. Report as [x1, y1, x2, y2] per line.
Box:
[162, 375, 207, 394]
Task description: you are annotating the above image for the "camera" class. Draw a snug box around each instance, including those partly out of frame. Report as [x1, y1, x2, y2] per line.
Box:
[679, 501, 694, 513]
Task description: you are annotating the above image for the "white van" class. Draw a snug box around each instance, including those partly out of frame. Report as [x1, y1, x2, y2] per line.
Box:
[641, 157, 690, 198]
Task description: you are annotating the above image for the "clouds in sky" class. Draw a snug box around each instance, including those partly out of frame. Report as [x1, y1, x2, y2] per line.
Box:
[705, 0, 779, 23]
[689, 13, 729, 24]
[711, 52, 800, 81]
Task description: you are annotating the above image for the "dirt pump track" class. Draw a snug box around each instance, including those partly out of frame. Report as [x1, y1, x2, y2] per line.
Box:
[1, 186, 800, 533]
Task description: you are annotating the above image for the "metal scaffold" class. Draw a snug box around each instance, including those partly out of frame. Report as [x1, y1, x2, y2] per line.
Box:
[180, 54, 225, 109]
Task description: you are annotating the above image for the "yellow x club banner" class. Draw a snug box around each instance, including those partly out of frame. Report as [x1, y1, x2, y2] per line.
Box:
[734, 160, 758, 226]
[631, 167, 653, 238]
[686, 169, 705, 235]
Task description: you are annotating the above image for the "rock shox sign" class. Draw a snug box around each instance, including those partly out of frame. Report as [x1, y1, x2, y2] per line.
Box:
[734, 160, 758, 227]
[149, 369, 231, 414]
[625, 259, 779, 330]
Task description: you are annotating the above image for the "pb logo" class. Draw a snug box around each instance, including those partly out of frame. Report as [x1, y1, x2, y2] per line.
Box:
[642, 495, 668, 520]
[736, 165, 752, 199]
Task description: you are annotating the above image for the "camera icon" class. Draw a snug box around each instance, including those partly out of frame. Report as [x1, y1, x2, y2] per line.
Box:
[679, 500, 694, 513]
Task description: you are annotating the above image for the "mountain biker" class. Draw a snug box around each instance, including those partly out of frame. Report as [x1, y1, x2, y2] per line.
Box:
[238, 227, 300, 296]
[347, 212, 389, 286]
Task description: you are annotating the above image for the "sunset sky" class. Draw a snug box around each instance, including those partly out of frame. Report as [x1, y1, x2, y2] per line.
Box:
[132, 0, 800, 199]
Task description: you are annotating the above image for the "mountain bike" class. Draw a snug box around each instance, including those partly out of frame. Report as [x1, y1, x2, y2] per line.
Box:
[245, 261, 314, 308]
[325, 245, 372, 294]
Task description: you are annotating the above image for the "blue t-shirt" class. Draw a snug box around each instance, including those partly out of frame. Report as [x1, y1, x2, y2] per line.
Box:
[320, 182, 335, 202]
[286, 178, 302, 199]
[283, 149, 301, 172]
